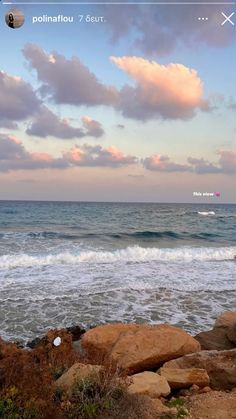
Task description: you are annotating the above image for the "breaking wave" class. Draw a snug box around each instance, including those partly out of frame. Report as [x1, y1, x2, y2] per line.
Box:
[0, 246, 235, 269]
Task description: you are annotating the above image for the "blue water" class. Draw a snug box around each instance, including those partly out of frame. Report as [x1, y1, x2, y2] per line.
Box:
[0, 201, 236, 343]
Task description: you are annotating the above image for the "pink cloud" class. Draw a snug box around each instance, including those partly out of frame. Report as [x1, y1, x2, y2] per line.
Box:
[143, 154, 192, 172]
[0, 135, 137, 171]
[143, 150, 236, 174]
[64, 144, 137, 168]
[111, 56, 208, 120]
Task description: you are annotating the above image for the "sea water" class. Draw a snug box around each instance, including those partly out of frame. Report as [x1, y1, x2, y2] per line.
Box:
[0, 201, 235, 343]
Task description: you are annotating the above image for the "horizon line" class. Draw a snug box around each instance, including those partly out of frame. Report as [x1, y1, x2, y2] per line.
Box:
[2, 2, 236, 5]
[0, 199, 235, 205]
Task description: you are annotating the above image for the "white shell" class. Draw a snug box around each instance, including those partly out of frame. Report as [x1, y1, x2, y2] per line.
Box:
[53, 336, 62, 347]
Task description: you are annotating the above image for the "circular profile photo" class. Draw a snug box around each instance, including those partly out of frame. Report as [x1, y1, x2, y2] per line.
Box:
[5, 9, 25, 29]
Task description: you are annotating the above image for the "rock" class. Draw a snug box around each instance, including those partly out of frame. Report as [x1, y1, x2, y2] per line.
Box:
[195, 327, 234, 350]
[66, 325, 86, 341]
[198, 386, 211, 394]
[189, 384, 200, 393]
[162, 348, 236, 390]
[27, 337, 41, 349]
[226, 325, 236, 345]
[215, 311, 236, 328]
[127, 371, 170, 399]
[159, 367, 209, 389]
[81, 323, 200, 374]
[55, 362, 103, 391]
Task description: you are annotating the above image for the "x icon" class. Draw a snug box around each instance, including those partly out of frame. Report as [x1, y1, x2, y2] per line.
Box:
[221, 12, 235, 26]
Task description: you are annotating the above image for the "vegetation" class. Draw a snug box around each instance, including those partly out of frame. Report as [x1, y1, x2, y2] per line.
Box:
[167, 398, 189, 418]
[0, 333, 157, 419]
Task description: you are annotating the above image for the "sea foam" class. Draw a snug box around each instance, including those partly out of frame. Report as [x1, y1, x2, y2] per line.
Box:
[0, 245, 235, 269]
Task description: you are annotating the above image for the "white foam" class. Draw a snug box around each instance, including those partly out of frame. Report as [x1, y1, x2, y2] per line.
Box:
[198, 211, 215, 216]
[0, 246, 235, 269]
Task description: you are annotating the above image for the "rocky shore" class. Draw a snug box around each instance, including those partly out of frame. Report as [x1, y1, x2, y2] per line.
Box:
[1, 311, 236, 418]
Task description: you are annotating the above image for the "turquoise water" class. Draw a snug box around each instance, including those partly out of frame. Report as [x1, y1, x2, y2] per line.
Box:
[0, 201, 236, 343]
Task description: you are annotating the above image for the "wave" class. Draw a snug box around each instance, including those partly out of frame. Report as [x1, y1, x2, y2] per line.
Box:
[0, 246, 235, 269]
[0, 230, 222, 241]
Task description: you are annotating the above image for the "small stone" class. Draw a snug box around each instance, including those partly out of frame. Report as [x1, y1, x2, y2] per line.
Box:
[190, 384, 200, 393]
[198, 386, 211, 394]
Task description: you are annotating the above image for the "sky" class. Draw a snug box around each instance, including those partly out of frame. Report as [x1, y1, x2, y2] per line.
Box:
[0, 0, 236, 203]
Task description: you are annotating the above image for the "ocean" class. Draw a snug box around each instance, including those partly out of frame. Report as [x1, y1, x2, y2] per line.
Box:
[0, 201, 235, 344]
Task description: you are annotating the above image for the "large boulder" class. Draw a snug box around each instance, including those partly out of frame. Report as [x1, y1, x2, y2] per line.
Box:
[162, 349, 236, 390]
[128, 371, 170, 398]
[195, 311, 236, 351]
[215, 311, 236, 328]
[81, 323, 200, 374]
[55, 362, 102, 391]
[195, 327, 234, 351]
[159, 367, 209, 390]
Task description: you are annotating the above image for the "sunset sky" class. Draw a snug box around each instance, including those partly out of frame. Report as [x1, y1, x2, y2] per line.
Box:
[0, 1, 236, 202]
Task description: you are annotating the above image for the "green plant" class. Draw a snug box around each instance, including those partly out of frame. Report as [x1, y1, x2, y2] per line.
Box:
[167, 398, 189, 418]
[64, 369, 127, 418]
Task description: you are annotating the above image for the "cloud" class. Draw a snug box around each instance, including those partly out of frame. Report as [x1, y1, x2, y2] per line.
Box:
[0, 71, 40, 127]
[0, 134, 67, 172]
[0, 134, 137, 172]
[104, 3, 236, 56]
[26, 106, 104, 139]
[111, 56, 208, 120]
[187, 157, 220, 174]
[81, 116, 104, 138]
[23, 43, 118, 106]
[143, 150, 236, 174]
[218, 150, 236, 174]
[143, 154, 192, 172]
[63, 144, 137, 167]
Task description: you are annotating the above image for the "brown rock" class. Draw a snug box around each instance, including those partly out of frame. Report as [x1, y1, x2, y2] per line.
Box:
[162, 348, 236, 390]
[159, 367, 209, 390]
[55, 362, 102, 391]
[128, 371, 170, 399]
[81, 323, 200, 374]
[195, 327, 234, 350]
[198, 386, 211, 394]
[215, 311, 236, 328]
[226, 325, 236, 345]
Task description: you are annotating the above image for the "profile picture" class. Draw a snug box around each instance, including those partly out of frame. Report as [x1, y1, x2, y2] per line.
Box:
[5, 9, 25, 29]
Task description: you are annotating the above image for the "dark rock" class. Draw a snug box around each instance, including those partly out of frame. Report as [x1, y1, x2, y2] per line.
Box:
[66, 325, 86, 341]
[26, 336, 42, 349]
[226, 325, 236, 345]
[195, 327, 235, 351]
